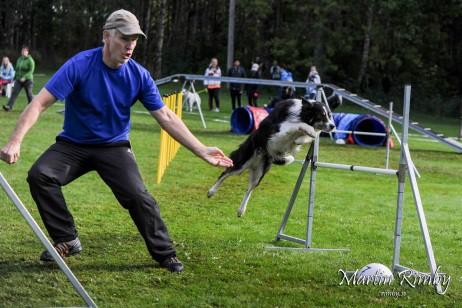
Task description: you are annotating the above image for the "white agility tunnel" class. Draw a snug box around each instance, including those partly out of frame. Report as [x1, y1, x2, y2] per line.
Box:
[269, 85, 445, 295]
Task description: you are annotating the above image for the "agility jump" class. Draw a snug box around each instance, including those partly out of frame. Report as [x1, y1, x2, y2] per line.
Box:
[270, 85, 444, 295]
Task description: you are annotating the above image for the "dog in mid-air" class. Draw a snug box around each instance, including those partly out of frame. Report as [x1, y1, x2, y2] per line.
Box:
[208, 96, 340, 217]
[182, 89, 201, 112]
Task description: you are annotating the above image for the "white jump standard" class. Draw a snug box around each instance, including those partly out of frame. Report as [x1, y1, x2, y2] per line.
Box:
[271, 85, 444, 295]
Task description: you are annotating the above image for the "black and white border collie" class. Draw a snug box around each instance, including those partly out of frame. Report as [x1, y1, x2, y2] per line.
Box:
[208, 97, 338, 217]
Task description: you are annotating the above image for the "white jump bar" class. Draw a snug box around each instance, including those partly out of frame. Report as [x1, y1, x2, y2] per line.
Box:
[315, 162, 398, 175]
[334, 130, 387, 137]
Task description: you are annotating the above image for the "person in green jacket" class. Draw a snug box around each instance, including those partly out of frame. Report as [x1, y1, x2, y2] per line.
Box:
[3, 46, 35, 111]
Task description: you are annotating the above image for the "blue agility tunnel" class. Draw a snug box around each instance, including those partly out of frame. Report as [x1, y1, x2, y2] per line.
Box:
[231, 107, 254, 134]
[333, 113, 387, 146]
[231, 107, 269, 134]
[231, 108, 387, 147]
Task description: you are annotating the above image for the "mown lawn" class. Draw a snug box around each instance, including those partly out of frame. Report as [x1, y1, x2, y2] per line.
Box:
[0, 74, 461, 307]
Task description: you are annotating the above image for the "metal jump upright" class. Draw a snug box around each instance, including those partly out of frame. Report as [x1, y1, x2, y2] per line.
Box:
[272, 85, 443, 294]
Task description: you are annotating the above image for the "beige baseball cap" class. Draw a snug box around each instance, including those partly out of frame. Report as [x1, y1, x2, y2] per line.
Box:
[103, 9, 146, 38]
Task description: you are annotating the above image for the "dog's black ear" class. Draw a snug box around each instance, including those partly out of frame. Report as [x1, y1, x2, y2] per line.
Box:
[327, 94, 342, 110]
[301, 96, 315, 107]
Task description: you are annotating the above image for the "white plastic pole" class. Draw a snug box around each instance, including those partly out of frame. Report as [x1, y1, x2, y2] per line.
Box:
[306, 136, 320, 247]
[189, 81, 207, 128]
[385, 102, 393, 169]
[401, 85, 442, 294]
[314, 161, 398, 176]
[333, 130, 387, 137]
[276, 145, 313, 240]
[0, 172, 97, 307]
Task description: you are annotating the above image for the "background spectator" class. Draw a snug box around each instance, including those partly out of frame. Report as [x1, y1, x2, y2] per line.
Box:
[228, 59, 246, 110]
[3, 46, 35, 111]
[204, 57, 222, 112]
[279, 63, 295, 99]
[270, 60, 281, 80]
[246, 63, 261, 107]
[0, 56, 15, 96]
[306, 65, 321, 99]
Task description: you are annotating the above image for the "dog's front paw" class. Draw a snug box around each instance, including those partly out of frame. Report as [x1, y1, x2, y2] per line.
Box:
[207, 189, 216, 198]
[273, 155, 295, 165]
[298, 126, 316, 138]
[284, 155, 295, 165]
[294, 135, 312, 145]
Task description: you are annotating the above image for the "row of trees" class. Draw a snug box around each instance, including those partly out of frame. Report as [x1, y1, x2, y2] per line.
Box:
[0, 0, 461, 117]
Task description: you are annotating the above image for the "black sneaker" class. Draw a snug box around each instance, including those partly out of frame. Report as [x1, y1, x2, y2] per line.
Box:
[2, 105, 11, 112]
[160, 256, 184, 273]
[40, 238, 82, 262]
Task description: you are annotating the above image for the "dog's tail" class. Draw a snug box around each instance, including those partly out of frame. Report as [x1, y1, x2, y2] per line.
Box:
[228, 134, 259, 171]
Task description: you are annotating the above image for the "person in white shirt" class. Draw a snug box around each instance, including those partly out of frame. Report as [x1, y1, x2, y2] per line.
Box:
[0, 57, 15, 96]
[204, 58, 222, 112]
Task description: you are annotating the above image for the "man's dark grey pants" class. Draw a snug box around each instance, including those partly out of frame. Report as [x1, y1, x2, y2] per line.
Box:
[27, 139, 176, 262]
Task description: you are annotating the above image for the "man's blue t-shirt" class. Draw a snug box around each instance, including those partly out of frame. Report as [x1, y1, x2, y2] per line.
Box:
[45, 47, 164, 144]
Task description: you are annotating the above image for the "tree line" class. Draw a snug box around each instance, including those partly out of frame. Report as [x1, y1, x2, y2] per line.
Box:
[0, 0, 461, 117]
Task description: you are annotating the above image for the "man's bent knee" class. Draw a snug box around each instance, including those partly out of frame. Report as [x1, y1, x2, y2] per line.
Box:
[118, 189, 158, 211]
[27, 163, 61, 186]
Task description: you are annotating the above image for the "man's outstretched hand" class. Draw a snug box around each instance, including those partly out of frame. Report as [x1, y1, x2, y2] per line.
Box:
[0, 142, 21, 164]
[200, 147, 233, 168]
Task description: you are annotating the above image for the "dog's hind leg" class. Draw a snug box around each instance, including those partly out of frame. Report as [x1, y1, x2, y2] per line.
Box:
[237, 159, 272, 217]
[237, 188, 254, 218]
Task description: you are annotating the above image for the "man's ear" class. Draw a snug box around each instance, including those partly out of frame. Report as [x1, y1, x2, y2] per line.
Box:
[102, 30, 111, 44]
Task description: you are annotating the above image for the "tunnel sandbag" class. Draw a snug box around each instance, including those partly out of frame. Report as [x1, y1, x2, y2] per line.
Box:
[231, 106, 269, 134]
[333, 113, 387, 147]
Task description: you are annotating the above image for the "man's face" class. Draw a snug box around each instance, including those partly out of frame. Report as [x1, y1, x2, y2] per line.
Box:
[104, 30, 138, 68]
[234, 60, 240, 67]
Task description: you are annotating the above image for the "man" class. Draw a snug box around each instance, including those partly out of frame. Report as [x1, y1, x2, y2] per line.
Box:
[245, 63, 261, 107]
[306, 65, 321, 99]
[227, 59, 246, 110]
[0, 9, 232, 273]
[279, 64, 295, 99]
[3, 46, 35, 111]
[269, 60, 281, 80]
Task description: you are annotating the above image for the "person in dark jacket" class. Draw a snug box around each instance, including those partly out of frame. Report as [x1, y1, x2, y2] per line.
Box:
[227, 59, 246, 110]
[3, 46, 35, 111]
[246, 63, 261, 107]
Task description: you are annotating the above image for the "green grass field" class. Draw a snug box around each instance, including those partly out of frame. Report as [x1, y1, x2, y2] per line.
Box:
[0, 75, 461, 307]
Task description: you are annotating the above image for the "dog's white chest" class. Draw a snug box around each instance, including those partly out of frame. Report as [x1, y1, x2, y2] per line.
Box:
[267, 121, 315, 156]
